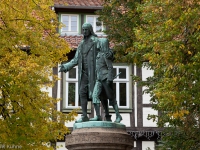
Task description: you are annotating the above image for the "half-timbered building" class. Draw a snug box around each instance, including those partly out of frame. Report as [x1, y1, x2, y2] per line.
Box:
[52, 0, 163, 149]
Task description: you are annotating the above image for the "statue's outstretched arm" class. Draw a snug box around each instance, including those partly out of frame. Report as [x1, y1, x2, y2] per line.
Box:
[59, 47, 80, 73]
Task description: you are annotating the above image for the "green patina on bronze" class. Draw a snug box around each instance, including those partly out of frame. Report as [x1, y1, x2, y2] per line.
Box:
[73, 121, 126, 130]
[60, 23, 122, 124]
[60, 23, 114, 123]
[89, 38, 122, 123]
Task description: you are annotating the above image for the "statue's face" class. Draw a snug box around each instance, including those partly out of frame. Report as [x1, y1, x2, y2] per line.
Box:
[82, 27, 91, 37]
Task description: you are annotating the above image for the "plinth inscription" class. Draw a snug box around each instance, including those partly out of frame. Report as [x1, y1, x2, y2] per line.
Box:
[66, 133, 132, 145]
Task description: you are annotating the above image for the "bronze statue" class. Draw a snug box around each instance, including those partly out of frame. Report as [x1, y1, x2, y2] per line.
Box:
[90, 38, 122, 123]
[59, 23, 113, 123]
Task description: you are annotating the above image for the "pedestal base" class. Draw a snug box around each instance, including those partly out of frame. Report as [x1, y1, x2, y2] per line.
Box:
[65, 121, 133, 150]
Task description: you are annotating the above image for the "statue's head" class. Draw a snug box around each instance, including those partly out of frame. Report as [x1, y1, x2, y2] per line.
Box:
[82, 23, 97, 38]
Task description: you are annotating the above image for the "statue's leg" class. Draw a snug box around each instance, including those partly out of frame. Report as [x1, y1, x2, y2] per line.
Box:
[100, 80, 113, 121]
[101, 88, 111, 121]
[81, 97, 88, 118]
[113, 104, 122, 123]
[76, 74, 89, 123]
[101, 99, 109, 115]
[101, 98, 112, 121]
[102, 80, 122, 123]
[90, 103, 102, 121]
[90, 81, 102, 121]
[110, 100, 122, 123]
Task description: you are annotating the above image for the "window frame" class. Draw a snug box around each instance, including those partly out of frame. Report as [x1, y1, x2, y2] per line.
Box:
[60, 14, 79, 35]
[62, 66, 92, 113]
[110, 63, 132, 112]
[63, 66, 79, 109]
[85, 15, 105, 35]
[62, 64, 132, 113]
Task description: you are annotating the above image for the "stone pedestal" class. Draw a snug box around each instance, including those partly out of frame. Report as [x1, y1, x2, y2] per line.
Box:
[65, 121, 133, 150]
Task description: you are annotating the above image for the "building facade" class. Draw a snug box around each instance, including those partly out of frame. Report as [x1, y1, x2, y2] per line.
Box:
[52, 0, 163, 149]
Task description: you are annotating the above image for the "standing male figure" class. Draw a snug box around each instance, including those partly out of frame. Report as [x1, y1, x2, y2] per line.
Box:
[90, 38, 122, 123]
[59, 23, 113, 123]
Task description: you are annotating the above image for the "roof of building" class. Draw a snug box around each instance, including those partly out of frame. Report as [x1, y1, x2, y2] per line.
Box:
[54, 0, 103, 7]
[61, 35, 83, 49]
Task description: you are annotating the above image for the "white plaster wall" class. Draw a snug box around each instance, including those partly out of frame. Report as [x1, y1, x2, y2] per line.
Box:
[142, 141, 155, 150]
[142, 65, 154, 81]
[142, 66, 154, 104]
[56, 142, 67, 150]
[41, 87, 52, 97]
[142, 86, 151, 104]
[142, 65, 154, 104]
[134, 65, 138, 127]
[143, 108, 158, 127]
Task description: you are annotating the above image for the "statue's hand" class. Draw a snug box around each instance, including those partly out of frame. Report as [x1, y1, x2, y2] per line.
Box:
[59, 64, 67, 73]
[105, 50, 114, 60]
[105, 51, 111, 58]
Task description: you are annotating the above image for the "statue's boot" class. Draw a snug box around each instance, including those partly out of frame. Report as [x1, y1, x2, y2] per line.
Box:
[75, 102, 89, 123]
[90, 115, 102, 121]
[105, 115, 112, 121]
[90, 103, 102, 121]
[75, 115, 89, 123]
[112, 104, 122, 123]
[115, 114, 122, 123]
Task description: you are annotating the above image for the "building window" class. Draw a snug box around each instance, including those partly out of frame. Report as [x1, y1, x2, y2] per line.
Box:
[60, 14, 79, 34]
[86, 15, 105, 34]
[62, 64, 132, 112]
[112, 64, 131, 109]
[63, 66, 79, 109]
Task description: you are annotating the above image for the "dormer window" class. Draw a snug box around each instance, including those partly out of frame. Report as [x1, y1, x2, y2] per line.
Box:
[86, 15, 105, 34]
[61, 14, 79, 35]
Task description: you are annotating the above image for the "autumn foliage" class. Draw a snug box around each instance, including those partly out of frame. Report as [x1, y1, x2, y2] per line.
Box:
[99, 0, 200, 149]
[0, 0, 77, 149]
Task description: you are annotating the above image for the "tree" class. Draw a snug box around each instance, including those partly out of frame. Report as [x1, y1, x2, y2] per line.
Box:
[97, 0, 142, 63]
[99, 0, 200, 149]
[136, 0, 200, 149]
[0, 0, 77, 149]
